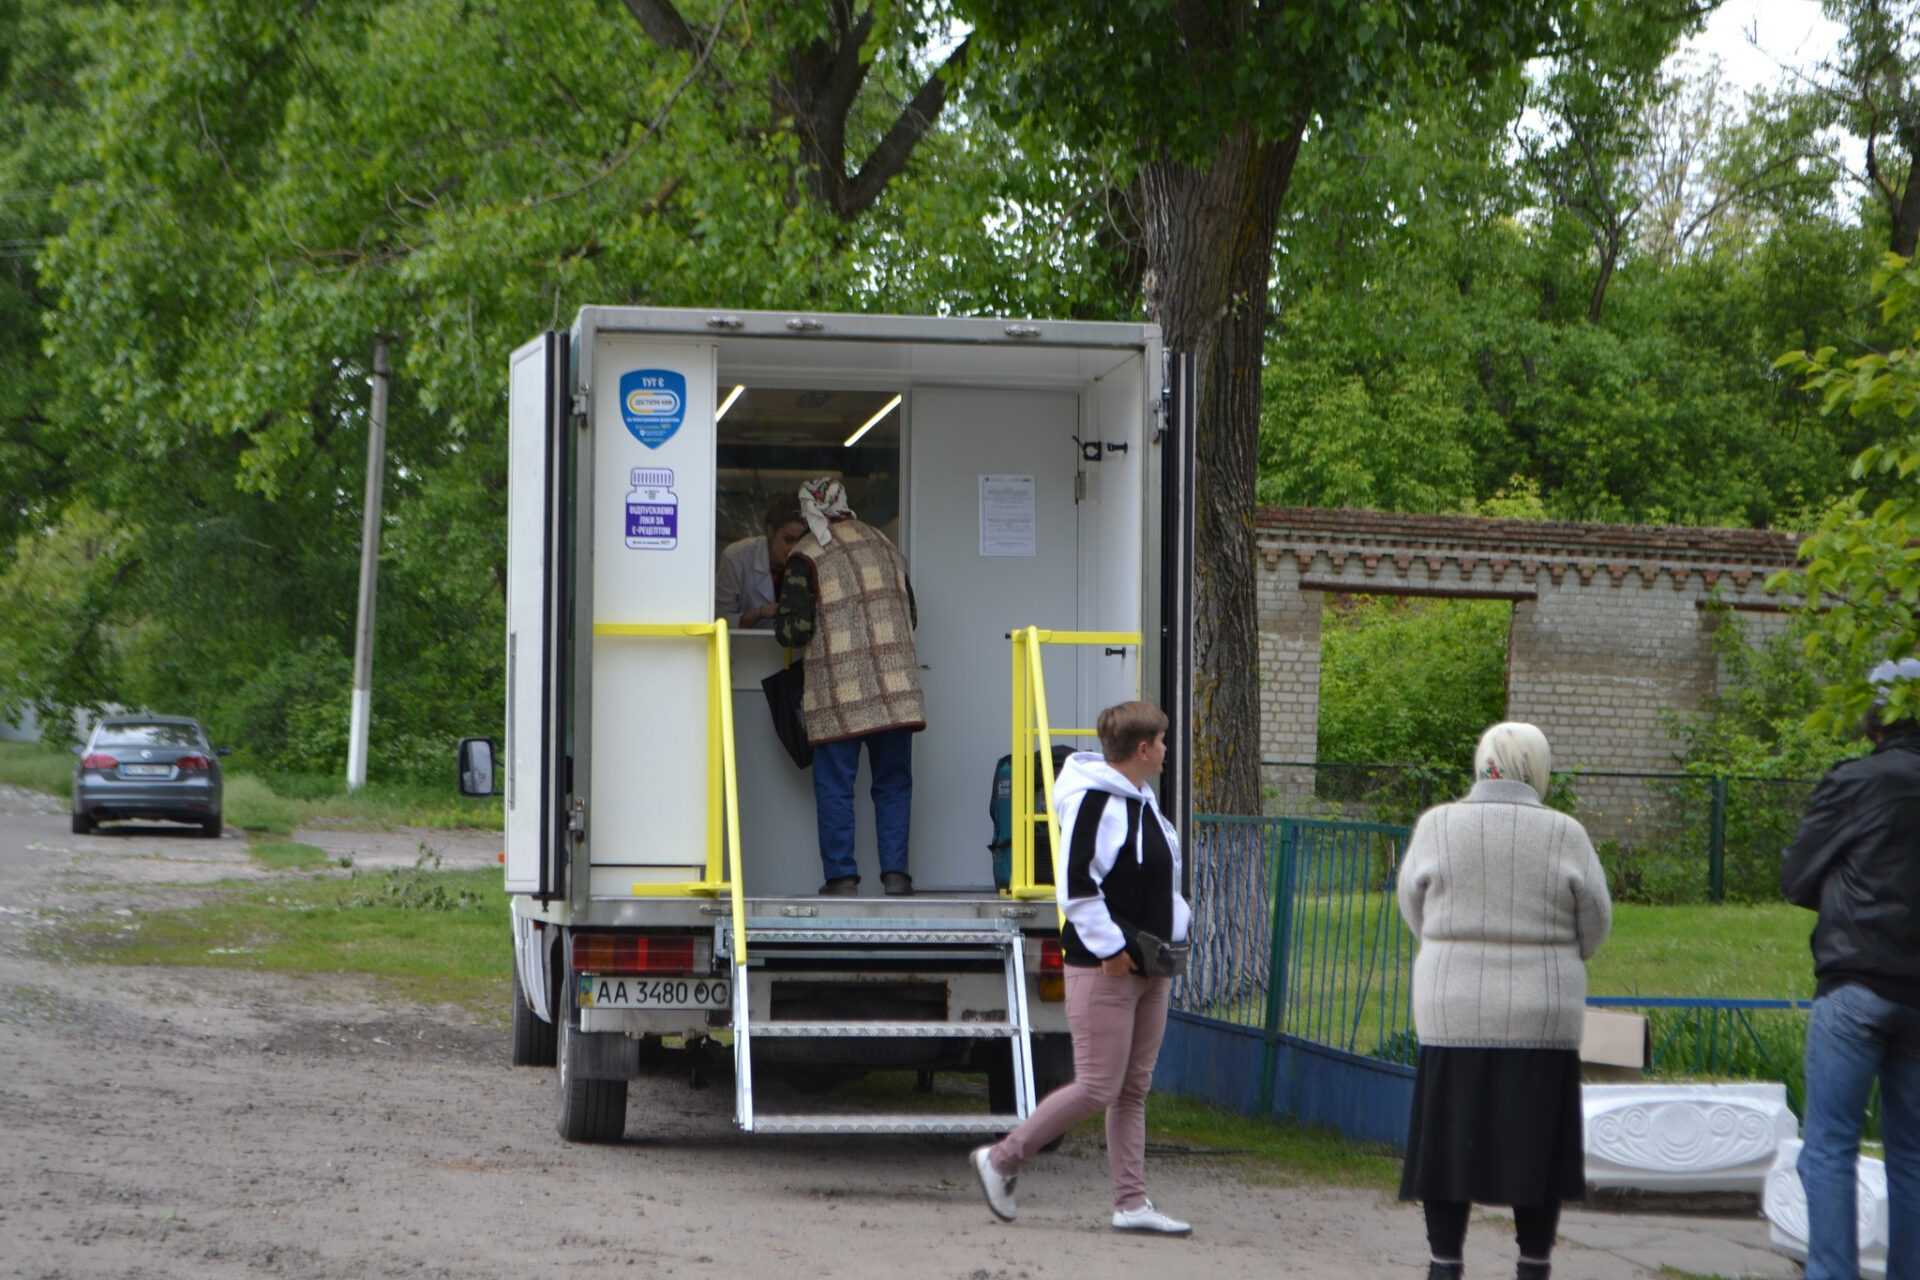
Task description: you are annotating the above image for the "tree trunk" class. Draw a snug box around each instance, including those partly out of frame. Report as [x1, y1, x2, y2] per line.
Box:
[1138, 120, 1305, 816]
[1891, 124, 1920, 258]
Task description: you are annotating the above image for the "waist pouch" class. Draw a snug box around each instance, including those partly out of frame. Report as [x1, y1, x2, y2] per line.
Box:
[1133, 929, 1190, 979]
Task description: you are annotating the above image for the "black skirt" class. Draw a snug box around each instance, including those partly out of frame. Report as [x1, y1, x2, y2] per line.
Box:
[1398, 1046, 1586, 1206]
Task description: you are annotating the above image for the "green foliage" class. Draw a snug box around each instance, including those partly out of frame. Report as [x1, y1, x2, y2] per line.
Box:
[1316, 596, 1512, 771]
[1773, 253, 1920, 732]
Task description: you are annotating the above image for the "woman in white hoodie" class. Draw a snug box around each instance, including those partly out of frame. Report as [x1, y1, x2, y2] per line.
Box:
[968, 701, 1194, 1237]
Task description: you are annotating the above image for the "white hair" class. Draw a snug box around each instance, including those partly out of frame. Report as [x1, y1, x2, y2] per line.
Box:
[1474, 722, 1553, 801]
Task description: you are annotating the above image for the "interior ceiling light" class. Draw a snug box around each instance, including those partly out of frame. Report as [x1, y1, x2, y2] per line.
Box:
[843, 393, 902, 448]
[714, 384, 746, 423]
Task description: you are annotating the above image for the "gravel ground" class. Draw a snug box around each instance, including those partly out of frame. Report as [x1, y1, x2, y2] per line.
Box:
[0, 784, 1795, 1278]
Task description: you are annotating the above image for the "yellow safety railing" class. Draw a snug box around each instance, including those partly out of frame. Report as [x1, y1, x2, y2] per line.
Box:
[590, 620, 748, 965]
[1008, 627, 1143, 909]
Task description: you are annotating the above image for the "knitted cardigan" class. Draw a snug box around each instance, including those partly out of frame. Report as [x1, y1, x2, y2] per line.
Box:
[1396, 779, 1612, 1050]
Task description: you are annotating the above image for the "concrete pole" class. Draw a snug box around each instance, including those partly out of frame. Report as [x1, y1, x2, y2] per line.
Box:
[346, 338, 390, 792]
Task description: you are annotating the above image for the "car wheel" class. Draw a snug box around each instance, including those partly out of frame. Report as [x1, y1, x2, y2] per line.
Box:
[199, 811, 222, 838]
[511, 964, 557, 1068]
[71, 810, 92, 835]
[556, 1013, 629, 1142]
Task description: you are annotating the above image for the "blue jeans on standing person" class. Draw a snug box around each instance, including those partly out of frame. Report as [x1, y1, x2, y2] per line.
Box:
[812, 727, 912, 882]
[1798, 981, 1920, 1279]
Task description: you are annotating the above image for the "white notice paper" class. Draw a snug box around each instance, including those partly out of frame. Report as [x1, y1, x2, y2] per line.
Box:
[979, 474, 1037, 557]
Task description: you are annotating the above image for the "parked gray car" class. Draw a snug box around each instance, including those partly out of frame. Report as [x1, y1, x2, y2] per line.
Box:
[71, 716, 228, 836]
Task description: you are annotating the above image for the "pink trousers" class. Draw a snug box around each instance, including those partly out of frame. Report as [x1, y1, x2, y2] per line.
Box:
[988, 967, 1172, 1211]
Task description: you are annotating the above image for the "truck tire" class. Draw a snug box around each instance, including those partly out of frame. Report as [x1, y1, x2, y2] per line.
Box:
[71, 810, 91, 835]
[989, 1035, 1074, 1114]
[199, 811, 222, 838]
[511, 964, 557, 1068]
[556, 1013, 628, 1142]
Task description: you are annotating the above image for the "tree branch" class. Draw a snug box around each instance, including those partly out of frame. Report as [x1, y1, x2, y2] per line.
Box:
[841, 35, 972, 216]
[533, 0, 736, 208]
[620, 0, 698, 54]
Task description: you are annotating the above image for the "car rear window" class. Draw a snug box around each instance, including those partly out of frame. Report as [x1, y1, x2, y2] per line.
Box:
[94, 723, 206, 749]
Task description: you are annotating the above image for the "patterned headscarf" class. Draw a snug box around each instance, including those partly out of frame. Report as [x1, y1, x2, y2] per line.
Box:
[1473, 721, 1553, 801]
[799, 476, 853, 546]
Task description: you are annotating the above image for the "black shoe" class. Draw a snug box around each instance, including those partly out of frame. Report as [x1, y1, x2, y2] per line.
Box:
[1428, 1264, 1463, 1280]
[881, 871, 913, 896]
[818, 876, 858, 896]
[1515, 1262, 1549, 1280]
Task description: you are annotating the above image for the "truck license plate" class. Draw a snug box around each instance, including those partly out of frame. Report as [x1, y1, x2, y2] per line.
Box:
[577, 974, 730, 1010]
[122, 764, 171, 777]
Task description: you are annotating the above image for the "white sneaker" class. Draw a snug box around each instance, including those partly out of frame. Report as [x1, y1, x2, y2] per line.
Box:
[970, 1145, 1017, 1222]
[1111, 1201, 1191, 1236]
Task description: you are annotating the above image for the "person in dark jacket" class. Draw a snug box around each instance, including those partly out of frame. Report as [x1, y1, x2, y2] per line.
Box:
[1782, 658, 1920, 1280]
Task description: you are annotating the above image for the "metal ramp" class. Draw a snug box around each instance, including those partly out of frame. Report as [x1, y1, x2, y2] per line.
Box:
[720, 917, 1037, 1135]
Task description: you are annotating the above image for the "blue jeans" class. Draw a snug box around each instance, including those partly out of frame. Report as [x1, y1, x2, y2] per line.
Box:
[811, 728, 912, 882]
[1799, 982, 1920, 1279]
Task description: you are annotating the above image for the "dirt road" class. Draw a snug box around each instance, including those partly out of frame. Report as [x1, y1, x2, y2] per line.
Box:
[0, 785, 1792, 1279]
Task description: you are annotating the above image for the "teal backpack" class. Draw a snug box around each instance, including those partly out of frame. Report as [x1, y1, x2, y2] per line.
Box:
[988, 745, 1075, 891]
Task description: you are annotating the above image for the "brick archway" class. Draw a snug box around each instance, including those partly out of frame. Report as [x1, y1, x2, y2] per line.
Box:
[1255, 508, 1801, 824]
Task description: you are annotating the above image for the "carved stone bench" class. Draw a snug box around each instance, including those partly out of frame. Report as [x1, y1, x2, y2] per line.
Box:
[1583, 1082, 1797, 1193]
[1763, 1137, 1890, 1278]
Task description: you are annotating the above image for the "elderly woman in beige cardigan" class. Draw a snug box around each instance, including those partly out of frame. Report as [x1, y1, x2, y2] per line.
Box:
[1395, 722, 1611, 1280]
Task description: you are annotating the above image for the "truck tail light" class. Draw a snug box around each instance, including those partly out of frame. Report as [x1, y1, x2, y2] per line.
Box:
[81, 754, 117, 771]
[1036, 938, 1065, 1002]
[570, 933, 695, 975]
[175, 754, 211, 772]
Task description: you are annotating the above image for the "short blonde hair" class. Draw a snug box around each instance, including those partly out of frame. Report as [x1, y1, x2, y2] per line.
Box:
[1474, 721, 1553, 800]
[1097, 700, 1168, 765]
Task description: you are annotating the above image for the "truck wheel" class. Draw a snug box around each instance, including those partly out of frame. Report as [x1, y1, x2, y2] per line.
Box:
[511, 964, 557, 1068]
[71, 810, 92, 835]
[556, 1014, 628, 1142]
[199, 811, 222, 838]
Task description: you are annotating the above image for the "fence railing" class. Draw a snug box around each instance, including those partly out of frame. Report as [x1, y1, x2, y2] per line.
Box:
[1260, 761, 1819, 904]
[1181, 812, 1860, 1133]
[1178, 815, 1417, 1071]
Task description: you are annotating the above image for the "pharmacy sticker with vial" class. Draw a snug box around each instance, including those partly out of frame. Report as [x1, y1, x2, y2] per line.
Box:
[619, 369, 686, 449]
[625, 468, 678, 550]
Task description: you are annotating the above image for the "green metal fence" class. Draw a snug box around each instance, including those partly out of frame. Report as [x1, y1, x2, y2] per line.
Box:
[1180, 815, 1416, 1063]
[1181, 812, 1859, 1132]
[1260, 761, 1819, 904]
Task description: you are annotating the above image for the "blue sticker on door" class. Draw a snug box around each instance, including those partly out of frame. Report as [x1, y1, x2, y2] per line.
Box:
[619, 369, 686, 449]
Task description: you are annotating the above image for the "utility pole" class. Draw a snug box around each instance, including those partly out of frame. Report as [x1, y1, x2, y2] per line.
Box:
[346, 337, 390, 792]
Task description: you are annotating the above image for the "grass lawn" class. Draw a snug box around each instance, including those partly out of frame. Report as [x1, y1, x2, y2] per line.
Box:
[50, 866, 511, 1015]
[0, 741, 503, 835]
[1589, 903, 1814, 1000]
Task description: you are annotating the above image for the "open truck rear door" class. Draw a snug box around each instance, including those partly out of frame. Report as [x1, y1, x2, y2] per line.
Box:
[505, 332, 572, 902]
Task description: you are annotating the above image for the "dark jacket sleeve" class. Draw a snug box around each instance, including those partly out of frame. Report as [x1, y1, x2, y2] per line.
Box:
[773, 557, 817, 650]
[1782, 767, 1863, 909]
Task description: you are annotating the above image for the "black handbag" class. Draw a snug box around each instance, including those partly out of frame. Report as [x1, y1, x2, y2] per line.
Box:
[761, 658, 811, 769]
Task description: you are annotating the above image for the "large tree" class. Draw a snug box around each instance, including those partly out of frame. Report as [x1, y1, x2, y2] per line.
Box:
[951, 0, 1713, 810]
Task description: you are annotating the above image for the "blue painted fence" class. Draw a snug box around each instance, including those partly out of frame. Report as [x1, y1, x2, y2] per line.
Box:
[1155, 815, 1418, 1147]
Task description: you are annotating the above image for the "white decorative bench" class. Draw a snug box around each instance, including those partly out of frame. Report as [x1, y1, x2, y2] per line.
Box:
[1763, 1138, 1889, 1277]
[1583, 1082, 1798, 1193]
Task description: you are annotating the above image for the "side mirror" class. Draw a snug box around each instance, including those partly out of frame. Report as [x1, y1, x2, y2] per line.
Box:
[457, 737, 501, 797]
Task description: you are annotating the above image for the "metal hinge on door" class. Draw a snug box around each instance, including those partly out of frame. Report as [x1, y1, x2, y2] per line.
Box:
[571, 391, 589, 428]
[568, 798, 587, 841]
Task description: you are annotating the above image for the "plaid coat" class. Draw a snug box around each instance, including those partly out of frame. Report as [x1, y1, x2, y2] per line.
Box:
[775, 519, 925, 745]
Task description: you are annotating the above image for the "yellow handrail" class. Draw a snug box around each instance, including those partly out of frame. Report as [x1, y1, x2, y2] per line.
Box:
[1008, 627, 1143, 913]
[590, 620, 748, 966]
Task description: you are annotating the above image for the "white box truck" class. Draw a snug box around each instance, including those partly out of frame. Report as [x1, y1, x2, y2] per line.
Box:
[463, 306, 1194, 1141]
